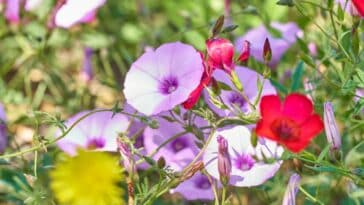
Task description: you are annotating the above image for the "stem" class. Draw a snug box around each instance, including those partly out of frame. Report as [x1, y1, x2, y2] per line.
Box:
[299, 186, 324, 205]
[221, 187, 227, 205]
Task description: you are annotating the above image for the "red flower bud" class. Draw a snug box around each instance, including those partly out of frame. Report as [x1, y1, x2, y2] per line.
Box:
[206, 38, 234, 73]
[238, 40, 250, 64]
[352, 0, 364, 17]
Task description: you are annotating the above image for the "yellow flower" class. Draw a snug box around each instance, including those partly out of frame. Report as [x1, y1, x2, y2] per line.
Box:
[50, 150, 124, 205]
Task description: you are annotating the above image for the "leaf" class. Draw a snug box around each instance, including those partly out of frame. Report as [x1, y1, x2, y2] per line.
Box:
[270, 79, 288, 94]
[276, 0, 294, 7]
[291, 61, 304, 91]
[317, 145, 330, 163]
[222, 25, 238, 33]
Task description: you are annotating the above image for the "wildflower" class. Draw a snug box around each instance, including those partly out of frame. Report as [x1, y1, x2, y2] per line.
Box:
[204, 126, 283, 187]
[263, 38, 272, 62]
[308, 42, 317, 57]
[0, 103, 7, 153]
[282, 173, 300, 205]
[56, 110, 129, 155]
[351, 0, 364, 17]
[171, 173, 214, 200]
[124, 42, 204, 115]
[205, 66, 276, 117]
[323, 102, 341, 150]
[51, 150, 124, 205]
[237, 40, 250, 64]
[54, 0, 106, 28]
[4, 0, 20, 24]
[80, 47, 94, 82]
[183, 71, 211, 109]
[217, 136, 232, 185]
[235, 22, 301, 67]
[206, 38, 235, 73]
[143, 111, 205, 171]
[256, 93, 324, 153]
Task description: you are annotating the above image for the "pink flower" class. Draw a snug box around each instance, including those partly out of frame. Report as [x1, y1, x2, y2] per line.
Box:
[5, 0, 20, 24]
[56, 110, 129, 155]
[55, 0, 106, 28]
[203, 126, 283, 187]
[124, 42, 204, 115]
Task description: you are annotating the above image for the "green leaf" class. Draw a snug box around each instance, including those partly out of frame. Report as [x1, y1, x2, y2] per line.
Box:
[317, 145, 330, 163]
[222, 25, 239, 33]
[276, 0, 294, 7]
[291, 61, 304, 92]
[270, 79, 288, 94]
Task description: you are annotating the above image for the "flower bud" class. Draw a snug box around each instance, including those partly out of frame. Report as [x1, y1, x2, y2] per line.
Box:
[206, 38, 234, 73]
[80, 47, 94, 82]
[217, 136, 231, 186]
[352, 0, 364, 17]
[263, 38, 272, 63]
[238, 40, 250, 64]
[282, 173, 300, 205]
[323, 102, 341, 151]
[117, 138, 135, 173]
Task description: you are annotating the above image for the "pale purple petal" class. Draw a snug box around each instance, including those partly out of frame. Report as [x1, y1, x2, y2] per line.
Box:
[205, 66, 276, 117]
[235, 22, 301, 67]
[124, 42, 204, 116]
[5, 0, 20, 24]
[55, 0, 106, 28]
[282, 173, 301, 205]
[0, 104, 7, 153]
[56, 110, 129, 155]
[171, 173, 215, 200]
[203, 126, 283, 187]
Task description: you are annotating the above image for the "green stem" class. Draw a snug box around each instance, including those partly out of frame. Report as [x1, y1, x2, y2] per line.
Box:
[221, 187, 227, 205]
[299, 186, 324, 205]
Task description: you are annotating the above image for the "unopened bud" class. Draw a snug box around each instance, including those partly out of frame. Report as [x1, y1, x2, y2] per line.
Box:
[206, 38, 235, 73]
[263, 38, 272, 63]
[217, 136, 231, 186]
[117, 138, 135, 173]
[323, 102, 341, 151]
[238, 40, 250, 64]
[282, 173, 301, 205]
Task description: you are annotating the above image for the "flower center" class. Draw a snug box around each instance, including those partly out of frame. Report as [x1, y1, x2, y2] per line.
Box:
[195, 176, 211, 190]
[170, 138, 188, 153]
[234, 153, 255, 171]
[271, 118, 300, 141]
[86, 137, 106, 149]
[159, 76, 178, 95]
[228, 92, 246, 108]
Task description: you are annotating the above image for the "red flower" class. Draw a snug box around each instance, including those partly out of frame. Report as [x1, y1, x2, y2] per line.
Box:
[352, 0, 364, 17]
[237, 40, 250, 64]
[183, 72, 211, 109]
[256, 93, 324, 153]
[206, 38, 234, 73]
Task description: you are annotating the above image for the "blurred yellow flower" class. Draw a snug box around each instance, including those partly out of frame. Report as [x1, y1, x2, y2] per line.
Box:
[50, 150, 124, 205]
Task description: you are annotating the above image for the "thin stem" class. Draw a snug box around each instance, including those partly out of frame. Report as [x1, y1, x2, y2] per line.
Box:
[221, 187, 227, 205]
[299, 186, 324, 205]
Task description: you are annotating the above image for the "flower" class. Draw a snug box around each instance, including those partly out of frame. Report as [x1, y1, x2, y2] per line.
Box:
[352, 0, 364, 16]
[282, 173, 301, 205]
[323, 102, 341, 150]
[54, 0, 106, 28]
[235, 22, 301, 67]
[205, 66, 276, 117]
[256, 93, 324, 153]
[0, 103, 7, 153]
[4, 0, 20, 24]
[80, 47, 94, 82]
[124, 42, 204, 115]
[143, 112, 203, 171]
[203, 126, 283, 187]
[51, 150, 124, 205]
[25, 0, 43, 11]
[56, 110, 129, 155]
[170, 173, 214, 200]
[206, 38, 235, 73]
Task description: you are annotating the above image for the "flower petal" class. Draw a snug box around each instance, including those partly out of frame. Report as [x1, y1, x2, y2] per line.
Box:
[282, 93, 313, 124]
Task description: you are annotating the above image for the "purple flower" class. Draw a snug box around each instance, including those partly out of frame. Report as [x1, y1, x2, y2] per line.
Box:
[123, 42, 204, 116]
[54, 0, 106, 28]
[56, 110, 129, 155]
[235, 22, 301, 67]
[282, 173, 301, 205]
[205, 66, 276, 117]
[323, 102, 341, 150]
[5, 0, 20, 24]
[80, 47, 94, 82]
[0, 104, 7, 153]
[143, 113, 201, 171]
[170, 173, 214, 201]
[203, 126, 283, 187]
